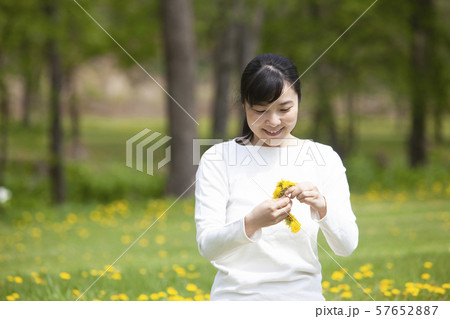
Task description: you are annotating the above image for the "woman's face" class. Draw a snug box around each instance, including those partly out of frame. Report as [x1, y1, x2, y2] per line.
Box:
[245, 82, 299, 147]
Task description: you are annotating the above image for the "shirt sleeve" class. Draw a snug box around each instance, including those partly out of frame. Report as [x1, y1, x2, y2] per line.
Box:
[311, 146, 359, 257]
[195, 146, 261, 261]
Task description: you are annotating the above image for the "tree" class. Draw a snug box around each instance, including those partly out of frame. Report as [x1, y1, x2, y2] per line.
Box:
[162, 0, 197, 197]
[408, 0, 433, 167]
[43, 0, 65, 203]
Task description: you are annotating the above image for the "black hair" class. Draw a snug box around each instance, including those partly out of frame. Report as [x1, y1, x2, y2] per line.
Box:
[238, 53, 301, 144]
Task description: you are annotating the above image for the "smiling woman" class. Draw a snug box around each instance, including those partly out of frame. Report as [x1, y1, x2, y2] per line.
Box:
[195, 53, 358, 301]
[238, 53, 301, 147]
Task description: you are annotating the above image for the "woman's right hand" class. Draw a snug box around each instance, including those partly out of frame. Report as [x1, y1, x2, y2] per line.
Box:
[244, 196, 292, 237]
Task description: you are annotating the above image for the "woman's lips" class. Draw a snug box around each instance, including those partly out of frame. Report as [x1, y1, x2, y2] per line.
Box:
[263, 127, 284, 136]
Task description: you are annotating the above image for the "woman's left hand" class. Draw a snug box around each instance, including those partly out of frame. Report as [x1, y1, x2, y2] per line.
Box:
[284, 181, 327, 219]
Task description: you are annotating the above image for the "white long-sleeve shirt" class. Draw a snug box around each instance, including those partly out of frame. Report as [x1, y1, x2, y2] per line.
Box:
[194, 138, 358, 300]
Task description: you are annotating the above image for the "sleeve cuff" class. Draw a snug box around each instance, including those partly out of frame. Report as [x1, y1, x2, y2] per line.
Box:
[241, 217, 262, 242]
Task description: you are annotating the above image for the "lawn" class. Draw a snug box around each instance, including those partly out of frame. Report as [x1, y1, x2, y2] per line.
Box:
[1, 115, 449, 301]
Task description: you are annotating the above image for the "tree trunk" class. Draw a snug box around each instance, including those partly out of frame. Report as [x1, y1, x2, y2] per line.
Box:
[44, 1, 65, 204]
[346, 89, 356, 154]
[312, 64, 339, 151]
[212, 0, 239, 139]
[408, 0, 431, 167]
[162, 0, 197, 197]
[65, 68, 85, 159]
[235, 1, 265, 136]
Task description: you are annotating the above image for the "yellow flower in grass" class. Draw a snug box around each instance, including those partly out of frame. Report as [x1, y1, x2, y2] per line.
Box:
[392, 289, 400, 295]
[59, 272, 71, 280]
[341, 291, 352, 298]
[111, 272, 122, 280]
[14, 276, 23, 284]
[363, 288, 372, 294]
[111, 295, 120, 301]
[421, 273, 430, 280]
[150, 293, 160, 301]
[194, 294, 205, 301]
[167, 287, 178, 296]
[353, 272, 363, 280]
[424, 262, 433, 269]
[331, 270, 345, 281]
[118, 293, 129, 301]
[322, 281, 330, 289]
[186, 283, 198, 292]
[158, 292, 168, 298]
[273, 180, 300, 233]
[137, 294, 148, 301]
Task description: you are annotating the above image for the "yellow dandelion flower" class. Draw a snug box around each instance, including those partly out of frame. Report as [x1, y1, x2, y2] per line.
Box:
[363, 271, 374, 278]
[6, 295, 15, 301]
[72, 289, 80, 296]
[168, 295, 184, 301]
[383, 291, 392, 297]
[14, 276, 23, 284]
[137, 294, 148, 301]
[424, 262, 433, 269]
[7, 275, 14, 282]
[150, 293, 160, 301]
[273, 180, 300, 233]
[442, 283, 450, 289]
[158, 250, 168, 258]
[329, 287, 340, 293]
[341, 291, 352, 298]
[331, 270, 345, 281]
[59, 272, 71, 280]
[187, 264, 196, 271]
[158, 292, 168, 298]
[421, 273, 430, 280]
[194, 294, 205, 301]
[359, 264, 373, 273]
[353, 272, 363, 280]
[322, 281, 330, 289]
[12, 293, 19, 299]
[186, 283, 197, 292]
[392, 289, 400, 295]
[434, 287, 445, 294]
[81, 271, 89, 278]
[363, 288, 372, 294]
[118, 293, 129, 301]
[139, 268, 147, 275]
[111, 295, 120, 301]
[111, 272, 122, 280]
[155, 235, 166, 245]
[167, 287, 178, 296]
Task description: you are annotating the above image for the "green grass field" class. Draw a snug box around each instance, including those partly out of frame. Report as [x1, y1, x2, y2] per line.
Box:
[1, 115, 449, 301]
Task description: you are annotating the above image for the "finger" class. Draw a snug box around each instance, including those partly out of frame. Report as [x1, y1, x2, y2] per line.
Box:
[285, 186, 300, 198]
[276, 197, 291, 207]
[297, 191, 317, 201]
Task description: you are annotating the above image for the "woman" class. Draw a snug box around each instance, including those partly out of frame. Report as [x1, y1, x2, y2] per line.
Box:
[195, 53, 358, 300]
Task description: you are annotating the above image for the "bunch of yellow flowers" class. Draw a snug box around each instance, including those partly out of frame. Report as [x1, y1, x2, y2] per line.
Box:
[272, 180, 301, 233]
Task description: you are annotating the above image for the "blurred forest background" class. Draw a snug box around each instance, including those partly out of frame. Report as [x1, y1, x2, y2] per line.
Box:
[1, 0, 450, 302]
[0, 0, 449, 205]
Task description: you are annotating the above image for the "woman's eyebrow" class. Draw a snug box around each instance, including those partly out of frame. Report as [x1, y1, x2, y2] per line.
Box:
[278, 100, 294, 106]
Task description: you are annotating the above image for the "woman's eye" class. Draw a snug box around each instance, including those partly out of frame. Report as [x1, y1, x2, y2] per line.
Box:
[280, 108, 290, 112]
[253, 110, 265, 114]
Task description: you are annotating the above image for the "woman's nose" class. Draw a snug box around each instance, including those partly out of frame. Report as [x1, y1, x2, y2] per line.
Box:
[265, 112, 281, 127]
